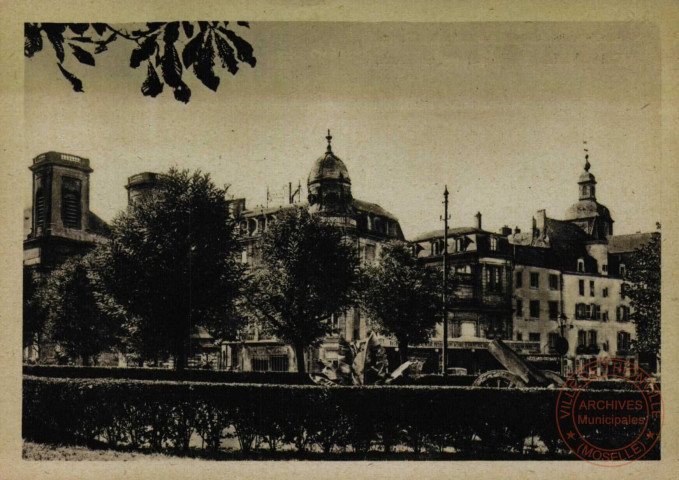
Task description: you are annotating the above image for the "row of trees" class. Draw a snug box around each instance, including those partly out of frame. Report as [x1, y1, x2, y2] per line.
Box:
[24, 168, 444, 372]
[24, 168, 661, 372]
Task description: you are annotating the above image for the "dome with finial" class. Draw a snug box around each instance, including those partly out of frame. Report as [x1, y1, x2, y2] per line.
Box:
[308, 130, 351, 186]
[564, 150, 614, 238]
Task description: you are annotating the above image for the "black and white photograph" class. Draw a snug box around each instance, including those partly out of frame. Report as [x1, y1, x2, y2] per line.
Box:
[2, 1, 677, 477]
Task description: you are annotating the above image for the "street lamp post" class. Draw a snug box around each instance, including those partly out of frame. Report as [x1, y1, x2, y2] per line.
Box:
[556, 313, 570, 377]
[442, 186, 449, 376]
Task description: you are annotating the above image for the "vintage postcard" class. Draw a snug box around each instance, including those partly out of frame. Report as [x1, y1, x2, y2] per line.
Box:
[1, 1, 678, 479]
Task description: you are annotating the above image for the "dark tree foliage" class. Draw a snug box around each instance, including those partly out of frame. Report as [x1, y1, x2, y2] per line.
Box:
[99, 169, 244, 369]
[245, 207, 360, 374]
[23, 266, 47, 350]
[624, 230, 661, 359]
[359, 241, 442, 364]
[38, 254, 123, 365]
[24, 22, 256, 102]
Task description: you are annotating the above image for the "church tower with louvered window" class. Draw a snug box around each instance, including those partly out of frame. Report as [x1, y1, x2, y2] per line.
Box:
[24, 151, 108, 268]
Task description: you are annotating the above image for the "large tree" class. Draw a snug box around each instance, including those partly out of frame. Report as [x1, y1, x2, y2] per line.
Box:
[24, 22, 256, 102]
[624, 229, 661, 368]
[245, 207, 359, 374]
[23, 266, 47, 352]
[359, 241, 442, 365]
[100, 168, 245, 369]
[39, 253, 122, 365]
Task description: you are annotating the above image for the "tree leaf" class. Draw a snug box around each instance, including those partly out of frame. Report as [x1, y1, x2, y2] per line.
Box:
[173, 82, 191, 103]
[130, 35, 157, 69]
[43, 25, 65, 63]
[70, 36, 93, 43]
[92, 23, 107, 36]
[146, 22, 166, 32]
[224, 29, 256, 67]
[163, 21, 179, 44]
[141, 62, 163, 97]
[193, 32, 220, 91]
[24, 23, 43, 58]
[182, 21, 194, 38]
[68, 23, 90, 35]
[57, 63, 84, 92]
[237, 21, 250, 28]
[68, 43, 95, 66]
[215, 32, 239, 74]
[161, 42, 182, 88]
[181, 31, 203, 68]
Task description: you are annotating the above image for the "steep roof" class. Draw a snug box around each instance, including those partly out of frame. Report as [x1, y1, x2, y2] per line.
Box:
[243, 199, 399, 221]
[543, 218, 596, 271]
[513, 244, 560, 269]
[608, 232, 657, 254]
[353, 199, 399, 221]
[411, 227, 488, 243]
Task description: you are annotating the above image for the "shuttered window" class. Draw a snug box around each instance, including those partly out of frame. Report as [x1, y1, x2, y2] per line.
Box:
[35, 188, 45, 228]
[61, 177, 81, 229]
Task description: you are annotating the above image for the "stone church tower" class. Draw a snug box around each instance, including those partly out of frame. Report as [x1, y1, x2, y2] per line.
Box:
[24, 152, 108, 268]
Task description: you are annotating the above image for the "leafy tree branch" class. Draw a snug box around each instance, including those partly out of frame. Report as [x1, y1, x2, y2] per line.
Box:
[25, 21, 257, 102]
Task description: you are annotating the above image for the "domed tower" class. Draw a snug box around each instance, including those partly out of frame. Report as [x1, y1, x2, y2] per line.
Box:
[564, 152, 614, 240]
[307, 130, 356, 226]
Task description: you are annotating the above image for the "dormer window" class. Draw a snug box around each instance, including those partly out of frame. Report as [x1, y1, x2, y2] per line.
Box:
[577, 258, 585, 273]
[490, 236, 498, 251]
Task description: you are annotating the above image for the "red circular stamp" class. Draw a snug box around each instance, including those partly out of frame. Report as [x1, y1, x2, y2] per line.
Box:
[556, 358, 663, 466]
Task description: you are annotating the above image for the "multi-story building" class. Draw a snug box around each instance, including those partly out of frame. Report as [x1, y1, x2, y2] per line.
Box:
[509, 157, 654, 374]
[222, 132, 405, 372]
[409, 216, 545, 374]
[23, 147, 657, 375]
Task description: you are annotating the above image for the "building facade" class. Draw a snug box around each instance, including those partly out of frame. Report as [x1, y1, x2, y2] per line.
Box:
[409, 215, 546, 374]
[222, 132, 405, 372]
[509, 158, 651, 375]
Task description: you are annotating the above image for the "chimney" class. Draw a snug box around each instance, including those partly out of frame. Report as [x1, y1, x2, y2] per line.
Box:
[500, 225, 512, 236]
[514, 226, 521, 234]
[228, 198, 246, 218]
[536, 209, 546, 237]
[474, 211, 482, 230]
[532, 217, 537, 237]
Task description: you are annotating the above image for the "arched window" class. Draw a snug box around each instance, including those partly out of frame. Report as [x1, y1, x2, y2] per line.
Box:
[577, 258, 585, 273]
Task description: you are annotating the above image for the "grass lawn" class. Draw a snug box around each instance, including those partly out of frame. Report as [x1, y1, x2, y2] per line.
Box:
[23, 442, 181, 461]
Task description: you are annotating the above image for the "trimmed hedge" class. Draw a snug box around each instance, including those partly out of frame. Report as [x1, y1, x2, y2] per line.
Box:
[23, 365, 312, 385]
[23, 375, 659, 458]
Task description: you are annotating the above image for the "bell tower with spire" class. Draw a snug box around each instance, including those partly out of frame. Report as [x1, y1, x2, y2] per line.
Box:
[564, 146, 614, 240]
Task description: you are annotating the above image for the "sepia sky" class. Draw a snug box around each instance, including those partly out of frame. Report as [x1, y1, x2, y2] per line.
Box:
[24, 21, 661, 238]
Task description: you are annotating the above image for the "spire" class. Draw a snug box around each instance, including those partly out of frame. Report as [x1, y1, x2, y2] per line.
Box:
[584, 141, 591, 172]
[326, 129, 333, 154]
